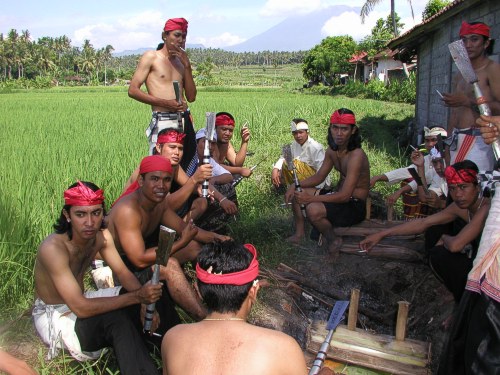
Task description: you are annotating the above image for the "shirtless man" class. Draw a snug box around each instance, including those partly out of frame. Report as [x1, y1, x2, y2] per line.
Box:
[442, 21, 500, 171]
[106, 155, 221, 323]
[33, 181, 162, 374]
[360, 160, 490, 303]
[161, 240, 307, 375]
[213, 112, 251, 171]
[285, 108, 370, 259]
[128, 17, 197, 168]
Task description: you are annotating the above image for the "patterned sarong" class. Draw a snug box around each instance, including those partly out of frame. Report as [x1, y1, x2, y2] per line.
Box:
[282, 159, 317, 186]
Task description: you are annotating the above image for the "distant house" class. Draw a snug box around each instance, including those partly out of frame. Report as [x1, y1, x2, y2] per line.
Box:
[349, 50, 414, 83]
[387, 0, 500, 144]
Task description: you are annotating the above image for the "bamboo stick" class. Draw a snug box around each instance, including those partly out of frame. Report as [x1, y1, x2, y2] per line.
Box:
[347, 289, 360, 331]
[396, 301, 410, 341]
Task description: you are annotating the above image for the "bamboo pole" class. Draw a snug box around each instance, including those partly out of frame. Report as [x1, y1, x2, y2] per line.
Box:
[347, 289, 360, 331]
[396, 301, 410, 341]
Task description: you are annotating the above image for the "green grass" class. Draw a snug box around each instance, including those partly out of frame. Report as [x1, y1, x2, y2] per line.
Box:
[0, 87, 414, 372]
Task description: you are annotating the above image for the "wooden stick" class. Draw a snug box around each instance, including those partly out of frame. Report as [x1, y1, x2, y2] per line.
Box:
[387, 203, 394, 222]
[396, 301, 410, 341]
[365, 197, 372, 220]
[347, 289, 360, 331]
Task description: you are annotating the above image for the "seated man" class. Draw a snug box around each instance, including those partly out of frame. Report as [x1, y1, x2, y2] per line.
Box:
[412, 147, 448, 210]
[285, 108, 370, 260]
[185, 128, 241, 233]
[161, 240, 307, 375]
[360, 160, 490, 304]
[33, 181, 162, 374]
[213, 112, 251, 170]
[370, 126, 448, 219]
[107, 156, 230, 323]
[272, 118, 330, 243]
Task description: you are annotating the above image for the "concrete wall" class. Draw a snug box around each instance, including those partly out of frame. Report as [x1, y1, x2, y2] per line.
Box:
[414, 0, 500, 143]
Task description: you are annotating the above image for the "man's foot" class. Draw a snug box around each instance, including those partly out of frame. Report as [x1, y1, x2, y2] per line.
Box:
[327, 237, 343, 261]
[285, 234, 304, 244]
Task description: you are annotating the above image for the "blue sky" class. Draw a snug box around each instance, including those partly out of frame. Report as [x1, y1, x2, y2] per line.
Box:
[1, 0, 429, 52]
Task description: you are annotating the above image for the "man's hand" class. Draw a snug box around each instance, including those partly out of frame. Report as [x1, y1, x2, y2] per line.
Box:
[369, 175, 384, 188]
[240, 168, 253, 178]
[359, 232, 384, 252]
[411, 150, 425, 168]
[441, 92, 472, 108]
[140, 305, 160, 333]
[386, 191, 402, 205]
[476, 114, 500, 145]
[136, 281, 162, 305]
[192, 164, 213, 184]
[220, 198, 238, 215]
[272, 168, 282, 187]
[294, 190, 313, 205]
[285, 185, 296, 203]
[241, 126, 251, 143]
[424, 192, 442, 208]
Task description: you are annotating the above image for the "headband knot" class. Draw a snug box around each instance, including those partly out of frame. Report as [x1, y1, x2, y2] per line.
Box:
[196, 244, 259, 285]
[330, 110, 356, 125]
[64, 181, 105, 206]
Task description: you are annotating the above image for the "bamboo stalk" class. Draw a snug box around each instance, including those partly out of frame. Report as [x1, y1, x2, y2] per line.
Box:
[347, 289, 360, 331]
[396, 301, 410, 341]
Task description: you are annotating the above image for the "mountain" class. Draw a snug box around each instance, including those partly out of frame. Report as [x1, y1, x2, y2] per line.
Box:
[225, 5, 360, 52]
[113, 44, 205, 57]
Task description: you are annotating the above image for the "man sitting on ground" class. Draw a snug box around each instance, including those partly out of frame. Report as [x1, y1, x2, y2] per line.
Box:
[272, 118, 330, 243]
[161, 240, 307, 375]
[360, 160, 490, 305]
[285, 108, 370, 260]
[33, 181, 163, 374]
[213, 112, 251, 171]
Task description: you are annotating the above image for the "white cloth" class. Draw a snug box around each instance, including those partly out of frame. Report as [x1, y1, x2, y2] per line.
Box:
[427, 169, 448, 197]
[33, 287, 122, 361]
[383, 154, 434, 192]
[449, 128, 495, 171]
[273, 136, 330, 188]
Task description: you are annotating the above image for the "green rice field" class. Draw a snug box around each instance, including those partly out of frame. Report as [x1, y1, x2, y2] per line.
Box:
[0, 87, 415, 321]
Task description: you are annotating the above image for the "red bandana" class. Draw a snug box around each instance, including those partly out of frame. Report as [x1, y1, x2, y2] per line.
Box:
[139, 155, 172, 175]
[157, 130, 186, 145]
[330, 111, 356, 125]
[215, 114, 235, 127]
[196, 244, 259, 285]
[64, 181, 105, 206]
[459, 21, 490, 38]
[164, 18, 188, 32]
[444, 166, 478, 185]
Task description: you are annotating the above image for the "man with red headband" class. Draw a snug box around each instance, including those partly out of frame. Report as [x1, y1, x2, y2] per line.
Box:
[213, 112, 252, 171]
[285, 108, 370, 260]
[161, 241, 307, 375]
[33, 181, 163, 374]
[442, 21, 500, 171]
[361, 160, 490, 307]
[128, 17, 197, 169]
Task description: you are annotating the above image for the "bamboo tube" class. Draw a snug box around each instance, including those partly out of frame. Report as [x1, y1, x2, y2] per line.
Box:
[347, 289, 360, 331]
[396, 301, 410, 341]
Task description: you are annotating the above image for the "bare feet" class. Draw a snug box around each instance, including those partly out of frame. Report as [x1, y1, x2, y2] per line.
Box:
[327, 236, 343, 261]
[285, 234, 304, 244]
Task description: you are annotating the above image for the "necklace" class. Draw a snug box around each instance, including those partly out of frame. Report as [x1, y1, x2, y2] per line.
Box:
[203, 317, 245, 321]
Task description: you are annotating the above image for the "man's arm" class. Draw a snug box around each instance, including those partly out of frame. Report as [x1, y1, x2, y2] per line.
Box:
[177, 49, 196, 102]
[234, 127, 251, 166]
[167, 165, 211, 211]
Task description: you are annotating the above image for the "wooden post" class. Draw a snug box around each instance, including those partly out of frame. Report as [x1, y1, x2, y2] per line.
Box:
[395, 301, 410, 341]
[387, 203, 394, 222]
[365, 197, 372, 220]
[347, 289, 360, 331]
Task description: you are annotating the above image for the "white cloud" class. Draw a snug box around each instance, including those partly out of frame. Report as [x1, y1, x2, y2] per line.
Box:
[260, 0, 326, 17]
[191, 32, 246, 48]
[321, 10, 385, 41]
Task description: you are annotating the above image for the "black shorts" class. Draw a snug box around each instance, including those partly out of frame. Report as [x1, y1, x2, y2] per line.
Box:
[322, 195, 366, 227]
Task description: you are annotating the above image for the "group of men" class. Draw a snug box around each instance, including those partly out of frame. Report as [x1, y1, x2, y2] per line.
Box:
[29, 16, 500, 375]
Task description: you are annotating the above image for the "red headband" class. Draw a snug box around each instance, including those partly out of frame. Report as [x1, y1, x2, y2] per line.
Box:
[157, 130, 186, 145]
[459, 21, 490, 38]
[215, 114, 235, 127]
[330, 111, 356, 125]
[196, 244, 259, 285]
[139, 155, 172, 175]
[64, 181, 105, 206]
[164, 18, 188, 32]
[444, 166, 478, 185]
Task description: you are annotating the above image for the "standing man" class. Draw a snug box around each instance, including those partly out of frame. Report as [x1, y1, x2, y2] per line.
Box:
[273, 118, 330, 243]
[161, 241, 307, 375]
[128, 17, 197, 169]
[33, 181, 162, 374]
[285, 109, 370, 259]
[442, 21, 500, 171]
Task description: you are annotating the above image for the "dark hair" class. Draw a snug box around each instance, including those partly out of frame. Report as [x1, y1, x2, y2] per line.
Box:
[465, 22, 494, 55]
[53, 181, 106, 240]
[292, 118, 308, 125]
[450, 160, 479, 185]
[197, 241, 255, 314]
[327, 108, 362, 151]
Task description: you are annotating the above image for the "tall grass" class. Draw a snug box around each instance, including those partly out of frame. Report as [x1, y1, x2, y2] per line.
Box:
[0, 88, 413, 320]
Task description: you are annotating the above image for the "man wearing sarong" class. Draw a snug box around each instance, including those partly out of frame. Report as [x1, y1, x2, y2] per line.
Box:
[128, 18, 197, 169]
[360, 160, 490, 305]
[33, 181, 162, 374]
[370, 126, 447, 219]
[286, 109, 370, 260]
[437, 115, 500, 375]
[272, 118, 330, 243]
[161, 240, 307, 375]
[442, 21, 500, 171]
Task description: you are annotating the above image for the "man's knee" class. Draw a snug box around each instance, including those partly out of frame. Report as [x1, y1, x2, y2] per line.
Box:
[306, 203, 325, 223]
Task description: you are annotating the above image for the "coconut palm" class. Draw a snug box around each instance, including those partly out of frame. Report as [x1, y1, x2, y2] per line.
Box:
[360, 0, 414, 36]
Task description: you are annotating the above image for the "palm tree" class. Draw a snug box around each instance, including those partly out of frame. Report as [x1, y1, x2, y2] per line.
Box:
[360, 0, 413, 36]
